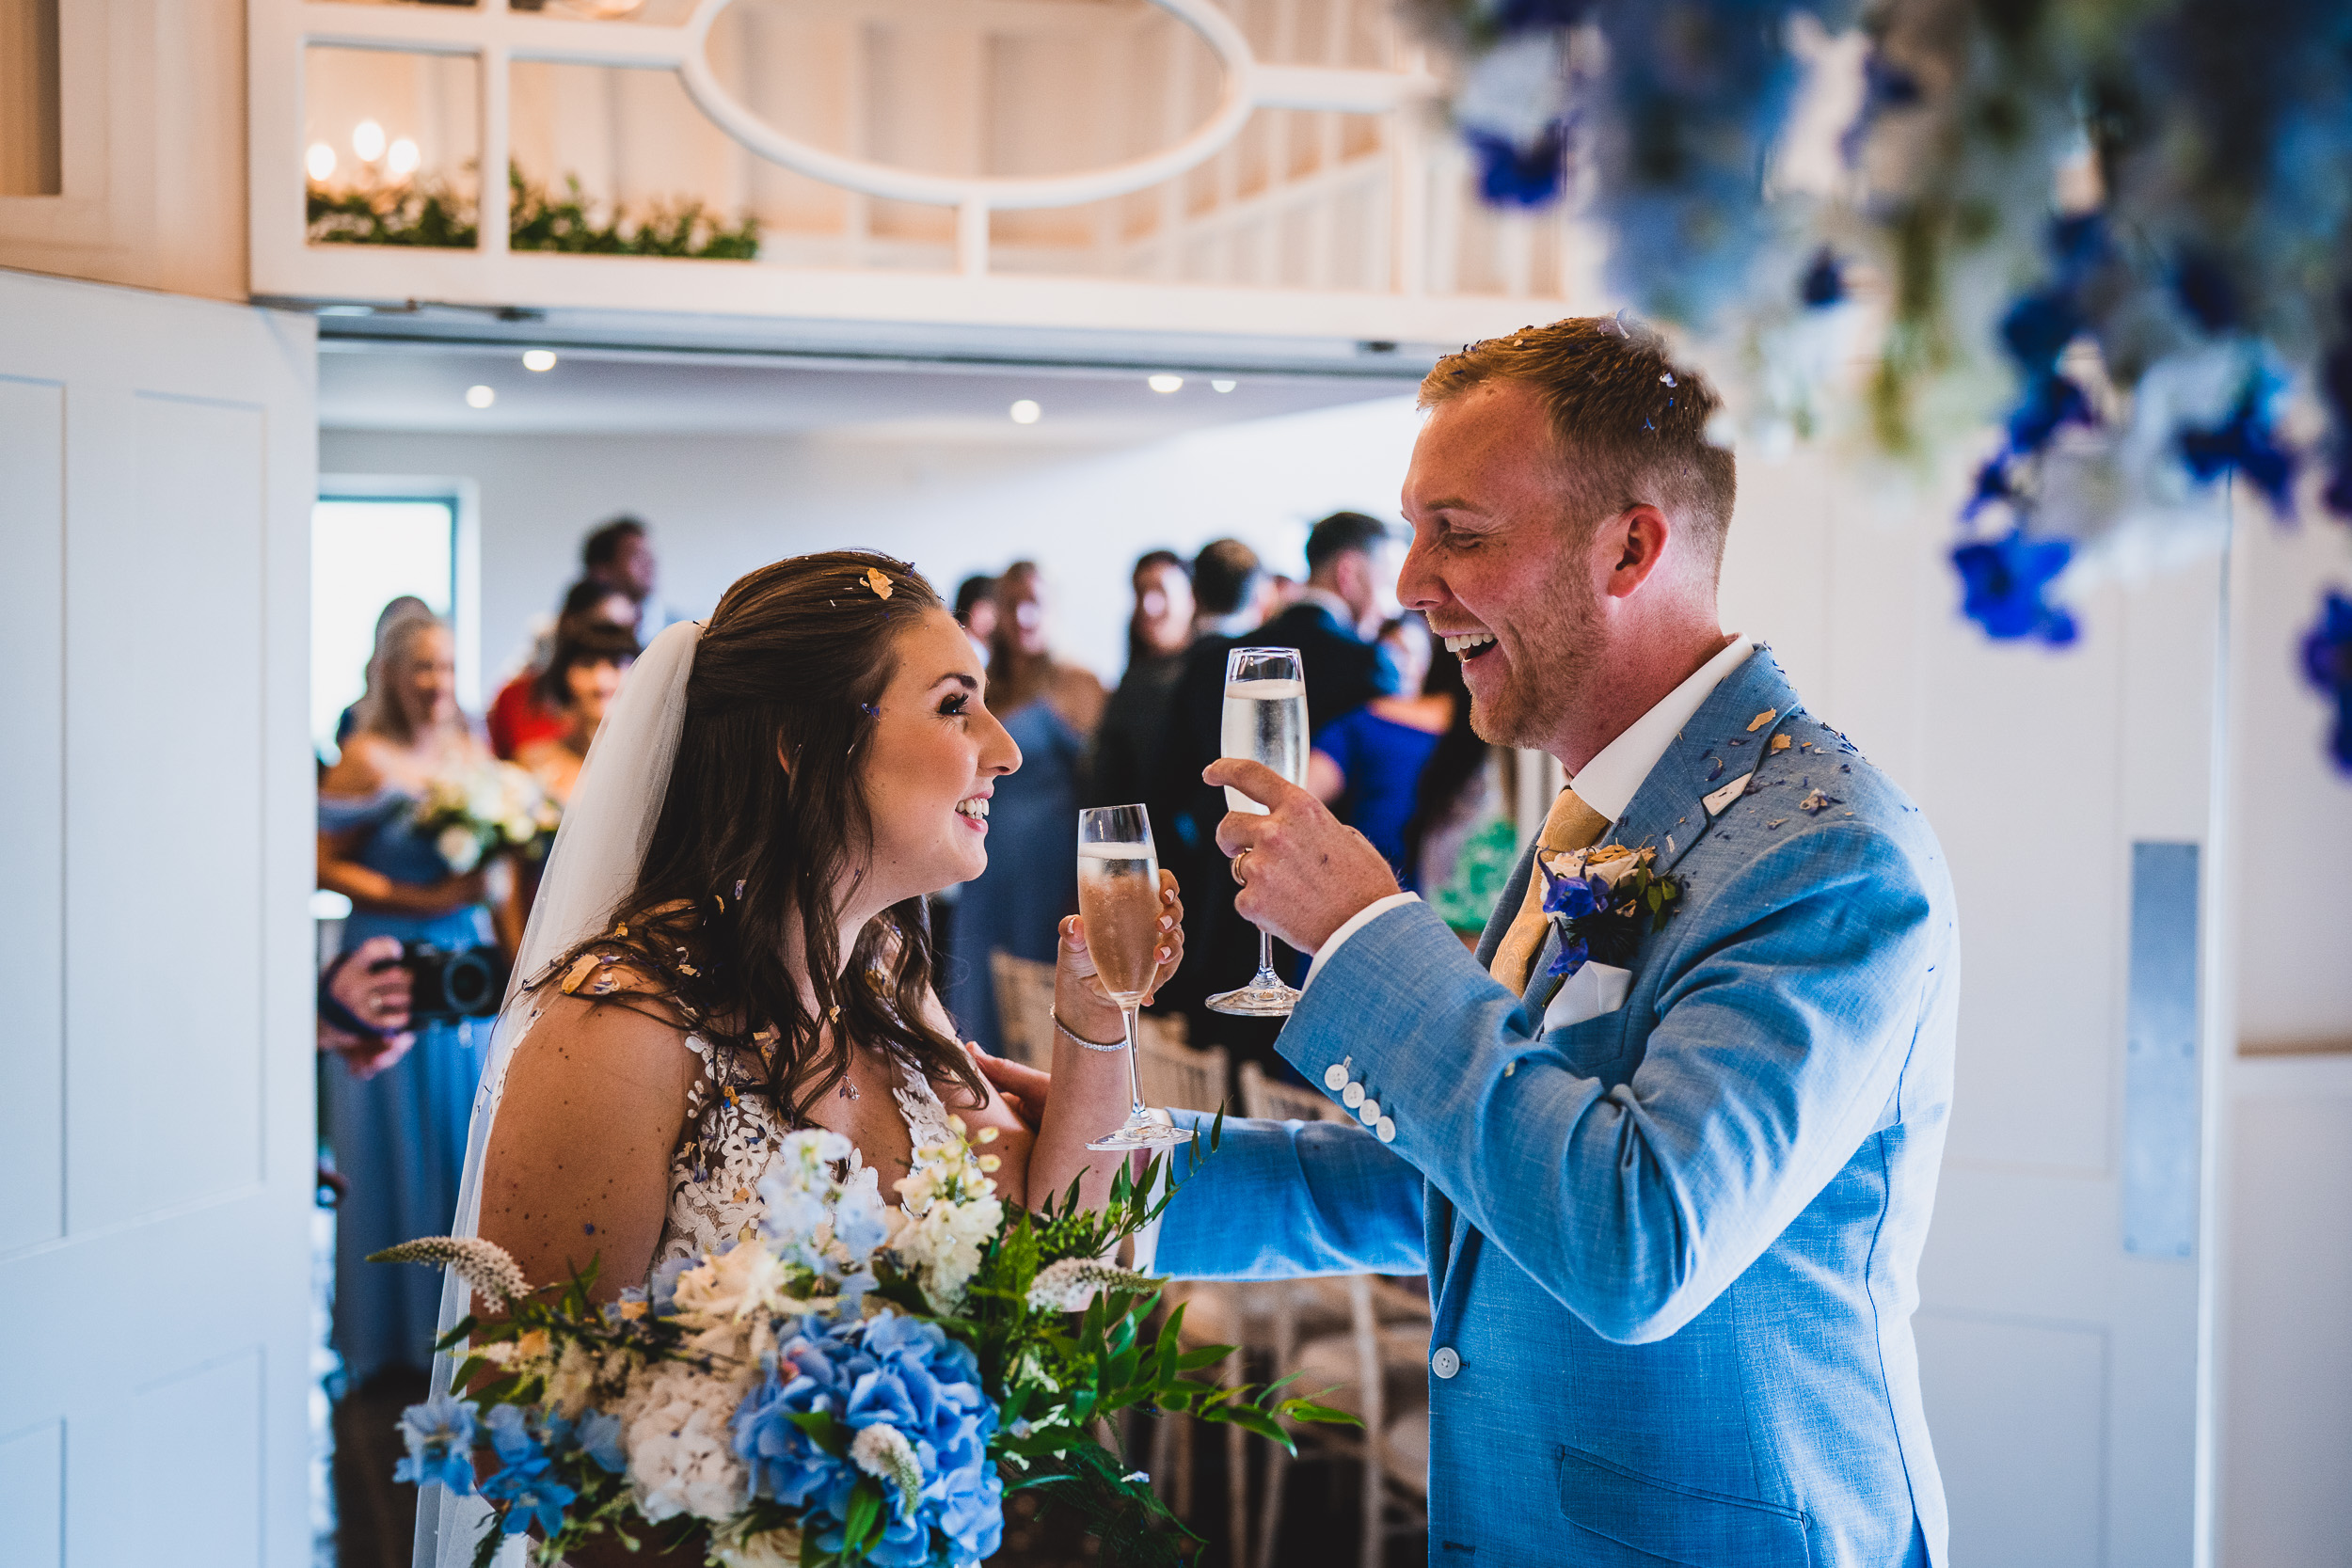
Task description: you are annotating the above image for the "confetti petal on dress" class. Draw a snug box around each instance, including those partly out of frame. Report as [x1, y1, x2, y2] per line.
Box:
[1771, 735, 1792, 752]
[561, 953, 601, 994]
[863, 566, 895, 598]
[1748, 708, 1777, 732]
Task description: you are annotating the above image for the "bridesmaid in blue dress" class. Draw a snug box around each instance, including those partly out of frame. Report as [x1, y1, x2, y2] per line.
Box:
[942, 562, 1106, 1053]
[318, 611, 509, 1386]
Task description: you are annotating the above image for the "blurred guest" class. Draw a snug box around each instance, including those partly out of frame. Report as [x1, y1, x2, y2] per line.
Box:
[333, 594, 433, 751]
[1150, 538, 1279, 1058]
[582, 514, 659, 615]
[1309, 614, 1482, 891]
[942, 562, 1105, 1053]
[317, 610, 505, 1387]
[1409, 645, 1518, 942]
[1254, 509, 1407, 728]
[487, 579, 640, 759]
[954, 573, 998, 662]
[514, 621, 641, 805]
[317, 933, 414, 1080]
[1089, 549, 1194, 811]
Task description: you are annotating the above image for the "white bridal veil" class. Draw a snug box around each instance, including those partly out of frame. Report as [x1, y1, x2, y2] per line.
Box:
[413, 618, 702, 1568]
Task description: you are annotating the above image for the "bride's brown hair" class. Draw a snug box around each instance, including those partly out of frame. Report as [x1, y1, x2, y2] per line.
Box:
[540, 549, 984, 1125]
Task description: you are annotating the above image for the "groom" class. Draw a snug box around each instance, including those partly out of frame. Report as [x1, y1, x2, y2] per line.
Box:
[1165, 319, 1953, 1567]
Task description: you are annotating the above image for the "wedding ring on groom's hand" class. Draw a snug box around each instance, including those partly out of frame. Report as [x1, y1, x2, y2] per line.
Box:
[1232, 846, 1252, 887]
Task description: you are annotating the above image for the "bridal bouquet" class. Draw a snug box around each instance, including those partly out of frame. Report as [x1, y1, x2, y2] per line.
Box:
[413, 761, 561, 875]
[376, 1114, 1346, 1568]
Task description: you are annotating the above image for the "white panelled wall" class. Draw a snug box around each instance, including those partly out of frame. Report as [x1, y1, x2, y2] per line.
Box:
[0, 271, 318, 1566]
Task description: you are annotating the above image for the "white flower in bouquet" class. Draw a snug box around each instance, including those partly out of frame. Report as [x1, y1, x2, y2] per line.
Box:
[888, 1118, 1003, 1311]
[671, 1238, 796, 1325]
[436, 823, 484, 874]
[617, 1358, 754, 1524]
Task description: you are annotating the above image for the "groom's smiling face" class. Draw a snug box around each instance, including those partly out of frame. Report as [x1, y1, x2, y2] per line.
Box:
[1398, 378, 1609, 752]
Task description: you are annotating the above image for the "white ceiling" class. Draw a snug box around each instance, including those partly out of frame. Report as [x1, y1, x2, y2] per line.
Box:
[317, 341, 1424, 442]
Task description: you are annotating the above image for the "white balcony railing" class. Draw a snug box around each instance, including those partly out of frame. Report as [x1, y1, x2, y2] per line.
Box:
[252, 0, 1598, 349]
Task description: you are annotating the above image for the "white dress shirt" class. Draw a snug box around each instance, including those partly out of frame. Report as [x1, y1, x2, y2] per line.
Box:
[1302, 635, 1756, 988]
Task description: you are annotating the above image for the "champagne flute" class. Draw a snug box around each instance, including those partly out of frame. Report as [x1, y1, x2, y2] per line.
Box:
[1077, 803, 1185, 1151]
[1207, 646, 1308, 1017]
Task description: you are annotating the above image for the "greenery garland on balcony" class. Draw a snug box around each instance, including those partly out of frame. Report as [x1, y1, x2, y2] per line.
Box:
[306, 166, 759, 260]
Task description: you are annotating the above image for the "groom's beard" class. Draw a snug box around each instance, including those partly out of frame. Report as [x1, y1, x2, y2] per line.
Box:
[1467, 570, 1605, 752]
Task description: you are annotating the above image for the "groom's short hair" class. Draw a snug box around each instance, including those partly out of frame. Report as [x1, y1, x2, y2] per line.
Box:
[1420, 317, 1737, 573]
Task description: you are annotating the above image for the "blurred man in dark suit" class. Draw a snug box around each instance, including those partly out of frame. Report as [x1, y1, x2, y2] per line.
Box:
[1154, 515, 1403, 1072]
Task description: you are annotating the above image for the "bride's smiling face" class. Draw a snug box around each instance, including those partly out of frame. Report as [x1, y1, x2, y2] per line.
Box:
[856, 607, 1022, 905]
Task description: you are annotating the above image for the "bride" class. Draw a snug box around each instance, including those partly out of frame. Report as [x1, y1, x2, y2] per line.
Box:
[423, 552, 1184, 1564]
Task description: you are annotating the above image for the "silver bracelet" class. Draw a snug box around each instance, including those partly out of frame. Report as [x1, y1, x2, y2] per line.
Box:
[1052, 1009, 1129, 1053]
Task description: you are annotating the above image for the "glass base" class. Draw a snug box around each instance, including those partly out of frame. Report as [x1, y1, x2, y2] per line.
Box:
[1206, 974, 1300, 1017]
[1087, 1109, 1187, 1151]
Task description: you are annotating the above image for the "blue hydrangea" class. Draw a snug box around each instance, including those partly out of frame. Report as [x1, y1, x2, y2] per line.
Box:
[393, 1392, 478, 1496]
[733, 1309, 1003, 1568]
[478, 1404, 579, 1538]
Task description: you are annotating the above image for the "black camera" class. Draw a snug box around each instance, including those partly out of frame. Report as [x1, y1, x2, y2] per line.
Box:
[398, 942, 510, 1022]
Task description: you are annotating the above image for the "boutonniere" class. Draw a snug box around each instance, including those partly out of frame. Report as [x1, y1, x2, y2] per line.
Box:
[1537, 844, 1681, 978]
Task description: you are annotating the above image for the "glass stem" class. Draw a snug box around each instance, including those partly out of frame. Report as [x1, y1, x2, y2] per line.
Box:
[1256, 928, 1278, 984]
[1121, 1006, 1146, 1121]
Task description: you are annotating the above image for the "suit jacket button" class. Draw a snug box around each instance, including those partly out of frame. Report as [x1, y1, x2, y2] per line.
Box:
[1431, 1346, 1460, 1379]
[1324, 1064, 1349, 1092]
[1342, 1082, 1365, 1108]
[1375, 1117, 1395, 1143]
[1358, 1098, 1381, 1126]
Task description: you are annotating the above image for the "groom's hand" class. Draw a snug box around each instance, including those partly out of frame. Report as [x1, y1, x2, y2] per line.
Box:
[1205, 759, 1403, 956]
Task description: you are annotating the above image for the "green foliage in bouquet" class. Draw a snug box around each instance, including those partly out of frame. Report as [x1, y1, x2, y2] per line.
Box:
[374, 1111, 1355, 1568]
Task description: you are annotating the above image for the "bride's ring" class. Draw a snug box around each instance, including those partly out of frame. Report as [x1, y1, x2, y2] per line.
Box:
[1232, 847, 1252, 887]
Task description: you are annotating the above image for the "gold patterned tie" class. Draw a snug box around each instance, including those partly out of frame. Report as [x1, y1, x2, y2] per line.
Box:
[1488, 786, 1612, 995]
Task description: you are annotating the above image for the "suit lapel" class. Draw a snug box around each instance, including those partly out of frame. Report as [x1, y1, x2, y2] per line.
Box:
[1607, 644, 1803, 879]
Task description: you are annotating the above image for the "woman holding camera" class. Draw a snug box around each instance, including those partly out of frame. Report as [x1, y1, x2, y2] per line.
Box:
[318, 607, 507, 1390]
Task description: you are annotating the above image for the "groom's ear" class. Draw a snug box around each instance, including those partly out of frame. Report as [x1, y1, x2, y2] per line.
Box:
[1603, 504, 1672, 597]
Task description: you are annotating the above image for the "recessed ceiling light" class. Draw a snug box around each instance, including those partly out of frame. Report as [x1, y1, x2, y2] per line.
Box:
[465, 385, 496, 409]
[387, 138, 420, 177]
[1147, 373, 1184, 394]
[522, 349, 558, 372]
[305, 142, 336, 182]
[351, 120, 386, 162]
[1211, 378, 1237, 393]
[1009, 399, 1041, 424]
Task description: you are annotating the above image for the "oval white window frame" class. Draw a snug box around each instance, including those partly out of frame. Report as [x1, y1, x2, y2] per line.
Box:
[676, 0, 1260, 212]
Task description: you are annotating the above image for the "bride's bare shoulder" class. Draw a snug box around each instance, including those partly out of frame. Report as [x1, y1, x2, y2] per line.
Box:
[507, 955, 703, 1106]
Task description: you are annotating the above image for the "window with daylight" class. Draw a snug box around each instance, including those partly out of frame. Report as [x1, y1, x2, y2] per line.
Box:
[311, 493, 461, 759]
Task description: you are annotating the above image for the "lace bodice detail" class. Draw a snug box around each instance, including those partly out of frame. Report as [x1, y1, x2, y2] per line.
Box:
[651, 1037, 956, 1273]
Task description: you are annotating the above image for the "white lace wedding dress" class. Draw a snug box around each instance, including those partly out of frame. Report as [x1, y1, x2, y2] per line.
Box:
[654, 1026, 961, 1272]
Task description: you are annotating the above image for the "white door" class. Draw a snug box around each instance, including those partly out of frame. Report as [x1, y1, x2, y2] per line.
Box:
[0, 268, 317, 1568]
[1721, 451, 2226, 1567]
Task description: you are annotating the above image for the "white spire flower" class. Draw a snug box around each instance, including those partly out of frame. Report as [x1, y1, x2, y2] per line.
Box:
[1025, 1258, 1162, 1314]
[850, 1423, 923, 1514]
[368, 1236, 529, 1307]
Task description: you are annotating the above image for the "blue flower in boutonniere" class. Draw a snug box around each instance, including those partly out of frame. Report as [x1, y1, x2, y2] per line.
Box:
[1536, 845, 1682, 978]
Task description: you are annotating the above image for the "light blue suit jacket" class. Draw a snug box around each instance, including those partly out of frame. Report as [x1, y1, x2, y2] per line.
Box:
[1154, 647, 1957, 1568]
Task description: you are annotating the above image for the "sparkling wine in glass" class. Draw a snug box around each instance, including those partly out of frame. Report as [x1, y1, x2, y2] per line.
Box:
[1078, 803, 1184, 1151]
[1207, 646, 1308, 1017]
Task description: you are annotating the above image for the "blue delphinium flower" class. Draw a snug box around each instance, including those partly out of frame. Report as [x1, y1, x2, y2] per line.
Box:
[393, 1392, 478, 1496]
[1539, 864, 1608, 921]
[575, 1410, 627, 1475]
[2179, 373, 2299, 514]
[1468, 123, 1570, 207]
[734, 1309, 1003, 1568]
[1546, 933, 1593, 979]
[478, 1404, 579, 1538]
[1951, 530, 2078, 645]
[2300, 589, 2352, 772]
[647, 1254, 691, 1314]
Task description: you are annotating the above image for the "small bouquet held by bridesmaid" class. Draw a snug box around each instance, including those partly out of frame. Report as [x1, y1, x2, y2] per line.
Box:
[412, 760, 562, 875]
[375, 1115, 1348, 1568]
